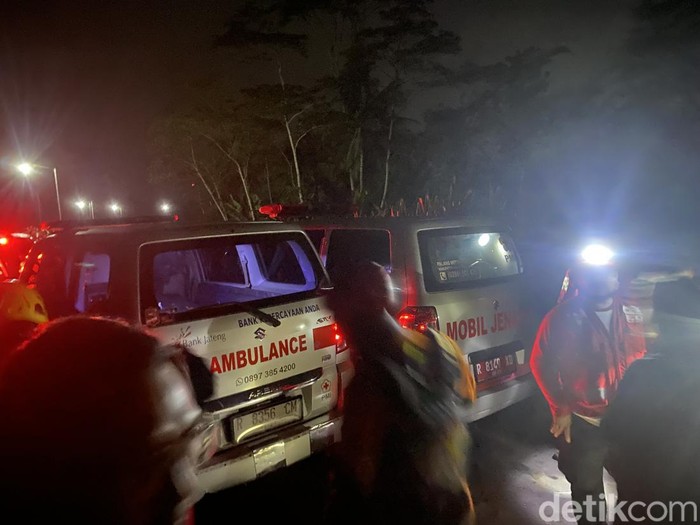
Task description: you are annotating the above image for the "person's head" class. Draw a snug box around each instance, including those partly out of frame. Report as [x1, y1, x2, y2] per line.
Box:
[0, 316, 206, 525]
[575, 264, 620, 302]
[326, 260, 395, 341]
[0, 281, 49, 356]
[651, 277, 700, 355]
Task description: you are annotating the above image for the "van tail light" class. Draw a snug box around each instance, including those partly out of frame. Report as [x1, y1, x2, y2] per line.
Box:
[313, 323, 347, 353]
[397, 306, 440, 333]
[312, 323, 348, 411]
[334, 323, 348, 354]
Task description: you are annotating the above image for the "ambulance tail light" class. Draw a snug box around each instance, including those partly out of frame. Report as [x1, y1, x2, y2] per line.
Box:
[334, 324, 349, 413]
[334, 323, 348, 354]
[312, 323, 347, 354]
[397, 306, 439, 333]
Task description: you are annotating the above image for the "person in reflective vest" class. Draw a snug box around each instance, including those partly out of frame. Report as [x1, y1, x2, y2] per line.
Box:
[326, 260, 476, 525]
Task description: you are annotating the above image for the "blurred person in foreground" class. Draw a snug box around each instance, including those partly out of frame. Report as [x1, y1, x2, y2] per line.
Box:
[0, 280, 48, 358]
[530, 257, 647, 524]
[602, 275, 700, 524]
[325, 260, 477, 525]
[0, 316, 215, 525]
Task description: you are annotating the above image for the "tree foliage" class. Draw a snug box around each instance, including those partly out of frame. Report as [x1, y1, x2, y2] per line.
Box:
[148, 1, 565, 224]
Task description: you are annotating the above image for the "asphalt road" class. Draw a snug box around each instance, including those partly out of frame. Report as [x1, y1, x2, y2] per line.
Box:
[194, 392, 615, 525]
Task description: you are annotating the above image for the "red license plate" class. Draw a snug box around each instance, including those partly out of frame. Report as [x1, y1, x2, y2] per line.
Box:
[473, 354, 516, 383]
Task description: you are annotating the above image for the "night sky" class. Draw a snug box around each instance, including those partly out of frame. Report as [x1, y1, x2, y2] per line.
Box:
[0, 1, 236, 225]
[0, 0, 671, 230]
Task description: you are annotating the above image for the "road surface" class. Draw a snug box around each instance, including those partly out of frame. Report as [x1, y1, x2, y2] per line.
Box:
[194, 393, 617, 524]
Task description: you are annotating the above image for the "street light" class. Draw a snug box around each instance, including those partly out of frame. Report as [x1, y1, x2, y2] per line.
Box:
[75, 199, 94, 219]
[14, 163, 42, 222]
[109, 202, 122, 217]
[15, 161, 63, 221]
[16, 162, 33, 176]
[160, 202, 172, 214]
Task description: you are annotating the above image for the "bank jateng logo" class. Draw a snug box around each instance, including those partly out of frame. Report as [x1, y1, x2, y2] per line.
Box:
[540, 493, 699, 523]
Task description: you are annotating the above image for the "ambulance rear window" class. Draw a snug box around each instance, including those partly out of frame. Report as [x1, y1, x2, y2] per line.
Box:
[140, 232, 324, 323]
[418, 229, 522, 291]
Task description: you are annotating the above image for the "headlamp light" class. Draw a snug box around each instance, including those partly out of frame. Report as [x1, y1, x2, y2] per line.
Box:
[580, 244, 614, 266]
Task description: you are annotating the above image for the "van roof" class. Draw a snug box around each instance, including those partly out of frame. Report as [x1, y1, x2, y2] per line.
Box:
[45, 218, 308, 245]
[285, 215, 510, 232]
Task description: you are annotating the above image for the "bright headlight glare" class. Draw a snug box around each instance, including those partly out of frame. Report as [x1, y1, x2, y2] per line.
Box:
[581, 244, 614, 266]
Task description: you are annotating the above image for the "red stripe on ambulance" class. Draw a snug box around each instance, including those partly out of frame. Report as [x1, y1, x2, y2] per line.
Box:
[312, 324, 336, 350]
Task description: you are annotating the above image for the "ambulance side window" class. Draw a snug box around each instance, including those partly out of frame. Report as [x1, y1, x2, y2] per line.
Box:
[325, 229, 391, 279]
[73, 252, 111, 313]
[304, 230, 325, 254]
[303, 229, 327, 266]
[23, 241, 74, 319]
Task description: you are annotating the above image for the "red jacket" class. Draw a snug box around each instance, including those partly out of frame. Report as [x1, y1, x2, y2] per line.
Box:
[530, 296, 647, 419]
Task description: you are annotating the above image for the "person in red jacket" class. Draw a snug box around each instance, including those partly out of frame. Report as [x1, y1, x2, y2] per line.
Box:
[530, 256, 647, 524]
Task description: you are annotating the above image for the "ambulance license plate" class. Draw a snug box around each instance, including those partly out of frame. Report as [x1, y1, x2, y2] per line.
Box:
[473, 354, 516, 383]
[232, 397, 303, 443]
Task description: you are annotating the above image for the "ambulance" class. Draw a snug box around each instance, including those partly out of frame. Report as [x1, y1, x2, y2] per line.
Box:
[272, 212, 538, 422]
[19, 218, 350, 492]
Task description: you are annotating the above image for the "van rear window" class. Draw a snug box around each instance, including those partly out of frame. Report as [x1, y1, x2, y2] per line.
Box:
[418, 230, 522, 291]
[141, 233, 322, 320]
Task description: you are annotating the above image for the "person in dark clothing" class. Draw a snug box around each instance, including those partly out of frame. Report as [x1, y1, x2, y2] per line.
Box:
[602, 276, 700, 524]
[325, 260, 476, 525]
[531, 260, 647, 524]
[0, 316, 216, 525]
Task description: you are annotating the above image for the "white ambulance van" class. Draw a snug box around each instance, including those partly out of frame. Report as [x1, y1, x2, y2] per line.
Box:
[20, 218, 350, 492]
[295, 215, 537, 422]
